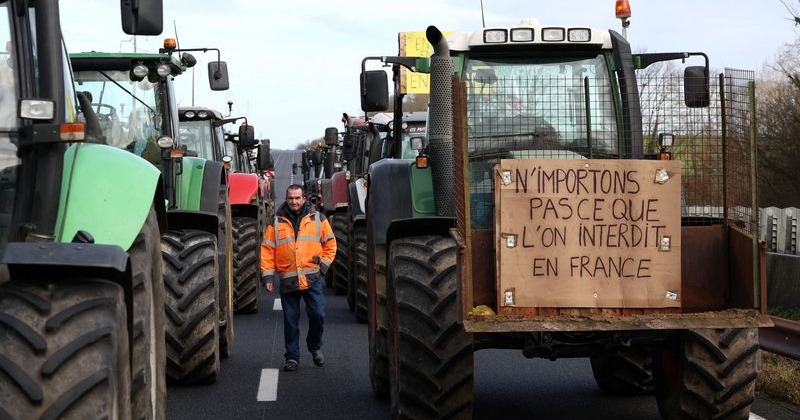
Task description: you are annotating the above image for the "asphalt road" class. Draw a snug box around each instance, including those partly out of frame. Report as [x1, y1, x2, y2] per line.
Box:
[166, 286, 800, 420]
[269, 149, 303, 209]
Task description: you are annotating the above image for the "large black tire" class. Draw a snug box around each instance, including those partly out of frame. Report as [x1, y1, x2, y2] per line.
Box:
[654, 328, 760, 420]
[387, 235, 474, 419]
[330, 213, 349, 296]
[162, 229, 220, 384]
[368, 242, 390, 398]
[352, 225, 368, 323]
[217, 187, 235, 359]
[232, 216, 261, 314]
[129, 207, 167, 419]
[590, 345, 654, 396]
[0, 278, 131, 419]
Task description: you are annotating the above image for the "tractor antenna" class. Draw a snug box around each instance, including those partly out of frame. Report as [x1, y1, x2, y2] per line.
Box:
[480, 0, 486, 27]
[173, 20, 180, 49]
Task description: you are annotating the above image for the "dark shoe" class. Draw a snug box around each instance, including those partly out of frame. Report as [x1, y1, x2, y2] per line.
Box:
[283, 360, 298, 371]
[312, 351, 324, 367]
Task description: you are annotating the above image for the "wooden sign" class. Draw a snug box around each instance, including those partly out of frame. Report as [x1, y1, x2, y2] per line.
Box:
[495, 159, 682, 308]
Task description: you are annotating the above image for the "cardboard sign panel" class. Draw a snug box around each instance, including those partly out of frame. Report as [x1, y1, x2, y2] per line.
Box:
[495, 159, 682, 309]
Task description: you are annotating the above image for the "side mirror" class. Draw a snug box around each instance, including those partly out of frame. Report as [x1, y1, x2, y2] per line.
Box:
[257, 140, 273, 171]
[684, 66, 709, 108]
[310, 149, 323, 166]
[121, 0, 163, 35]
[208, 61, 230, 91]
[239, 124, 256, 148]
[342, 133, 355, 162]
[324, 127, 338, 146]
[409, 136, 426, 150]
[360, 70, 389, 112]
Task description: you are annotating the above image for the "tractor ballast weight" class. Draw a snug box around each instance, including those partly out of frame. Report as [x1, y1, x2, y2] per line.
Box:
[361, 19, 770, 420]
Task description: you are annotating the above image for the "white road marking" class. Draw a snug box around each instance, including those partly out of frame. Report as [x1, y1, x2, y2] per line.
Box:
[257, 368, 279, 401]
[750, 413, 768, 420]
[273, 298, 282, 311]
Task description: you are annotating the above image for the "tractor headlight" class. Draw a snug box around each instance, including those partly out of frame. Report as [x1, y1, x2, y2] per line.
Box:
[483, 29, 507, 43]
[157, 135, 174, 149]
[568, 28, 591, 42]
[510, 28, 534, 42]
[156, 64, 171, 77]
[542, 28, 565, 42]
[131, 64, 149, 81]
[20, 99, 55, 120]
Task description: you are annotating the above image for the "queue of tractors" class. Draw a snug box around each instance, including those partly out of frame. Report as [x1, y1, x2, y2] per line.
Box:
[0, 2, 274, 416]
[0, 1, 772, 420]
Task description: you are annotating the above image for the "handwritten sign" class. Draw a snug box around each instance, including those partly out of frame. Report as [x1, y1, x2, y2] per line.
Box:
[397, 31, 452, 94]
[495, 159, 682, 308]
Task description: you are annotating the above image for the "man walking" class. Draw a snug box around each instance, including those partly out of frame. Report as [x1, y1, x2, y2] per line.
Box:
[261, 184, 336, 371]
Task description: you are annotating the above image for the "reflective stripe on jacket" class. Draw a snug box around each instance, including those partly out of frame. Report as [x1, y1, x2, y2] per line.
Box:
[260, 208, 336, 293]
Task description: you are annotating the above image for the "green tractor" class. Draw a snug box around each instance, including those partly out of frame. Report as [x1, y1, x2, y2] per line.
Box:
[70, 43, 235, 385]
[178, 106, 271, 314]
[361, 20, 771, 420]
[0, 2, 168, 418]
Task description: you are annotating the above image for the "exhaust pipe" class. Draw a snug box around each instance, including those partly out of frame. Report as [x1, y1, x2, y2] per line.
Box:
[425, 25, 455, 218]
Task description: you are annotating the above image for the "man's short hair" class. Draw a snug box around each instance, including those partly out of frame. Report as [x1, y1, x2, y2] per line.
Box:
[286, 184, 305, 197]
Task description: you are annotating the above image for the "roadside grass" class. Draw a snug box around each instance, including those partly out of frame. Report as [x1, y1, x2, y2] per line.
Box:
[756, 351, 800, 406]
[757, 307, 800, 405]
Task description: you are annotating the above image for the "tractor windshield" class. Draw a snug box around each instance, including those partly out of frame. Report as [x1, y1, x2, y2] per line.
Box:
[463, 53, 619, 229]
[179, 120, 221, 160]
[464, 53, 618, 160]
[73, 70, 161, 164]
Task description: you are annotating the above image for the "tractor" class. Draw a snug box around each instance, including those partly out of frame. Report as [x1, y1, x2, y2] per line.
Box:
[0, 2, 168, 418]
[70, 44, 235, 384]
[178, 106, 271, 314]
[360, 15, 771, 420]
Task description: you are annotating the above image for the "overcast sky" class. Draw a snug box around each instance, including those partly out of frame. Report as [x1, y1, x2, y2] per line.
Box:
[60, 0, 799, 150]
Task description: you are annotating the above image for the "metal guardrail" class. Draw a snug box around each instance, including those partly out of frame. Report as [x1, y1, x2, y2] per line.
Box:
[759, 316, 800, 360]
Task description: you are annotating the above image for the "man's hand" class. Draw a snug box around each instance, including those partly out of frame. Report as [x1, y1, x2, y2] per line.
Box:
[262, 275, 274, 293]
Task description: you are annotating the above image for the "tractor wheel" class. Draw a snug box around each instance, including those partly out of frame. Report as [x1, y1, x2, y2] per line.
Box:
[367, 244, 389, 398]
[128, 206, 167, 419]
[387, 235, 474, 419]
[331, 213, 349, 296]
[590, 345, 654, 396]
[654, 328, 759, 420]
[162, 229, 220, 384]
[232, 216, 261, 314]
[352, 225, 368, 323]
[217, 187, 235, 359]
[0, 278, 131, 419]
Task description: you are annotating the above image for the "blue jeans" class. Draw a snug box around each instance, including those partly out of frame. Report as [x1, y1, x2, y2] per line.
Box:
[281, 277, 325, 362]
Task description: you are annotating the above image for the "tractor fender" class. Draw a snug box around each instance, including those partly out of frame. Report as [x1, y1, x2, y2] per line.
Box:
[55, 143, 161, 250]
[177, 157, 226, 214]
[366, 159, 437, 245]
[330, 171, 349, 210]
[348, 179, 365, 219]
[386, 217, 455, 246]
[228, 172, 258, 205]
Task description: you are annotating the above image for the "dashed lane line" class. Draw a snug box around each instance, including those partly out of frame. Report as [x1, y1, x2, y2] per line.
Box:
[273, 298, 282, 311]
[257, 369, 279, 401]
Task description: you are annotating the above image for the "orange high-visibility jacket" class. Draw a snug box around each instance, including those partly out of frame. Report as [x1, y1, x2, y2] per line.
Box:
[260, 207, 336, 293]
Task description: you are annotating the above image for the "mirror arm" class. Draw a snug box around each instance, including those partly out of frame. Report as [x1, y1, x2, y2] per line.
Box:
[164, 46, 224, 78]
